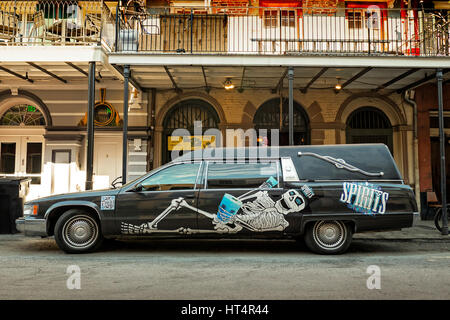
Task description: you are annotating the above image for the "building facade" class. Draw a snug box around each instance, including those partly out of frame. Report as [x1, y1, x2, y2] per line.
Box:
[0, 0, 448, 218]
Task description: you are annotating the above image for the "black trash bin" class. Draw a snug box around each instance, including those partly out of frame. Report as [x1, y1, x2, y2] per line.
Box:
[0, 177, 31, 234]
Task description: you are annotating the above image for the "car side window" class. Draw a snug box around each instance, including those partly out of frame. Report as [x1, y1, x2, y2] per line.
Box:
[206, 162, 279, 189]
[140, 163, 200, 191]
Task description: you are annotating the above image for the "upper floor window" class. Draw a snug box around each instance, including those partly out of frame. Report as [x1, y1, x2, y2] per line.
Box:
[264, 10, 278, 28]
[348, 11, 363, 29]
[264, 10, 295, 28]
[0, 104, 45, 126]
[347, 9, 380, 29]
[281, 10, 295, 27]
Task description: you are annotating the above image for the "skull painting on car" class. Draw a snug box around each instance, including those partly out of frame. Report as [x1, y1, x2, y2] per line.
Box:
[274, 190, 306, 214]
[120, 177, 315, 235]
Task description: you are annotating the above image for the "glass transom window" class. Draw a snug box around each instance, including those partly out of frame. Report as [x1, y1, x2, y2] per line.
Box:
[0, 104, 45, 126]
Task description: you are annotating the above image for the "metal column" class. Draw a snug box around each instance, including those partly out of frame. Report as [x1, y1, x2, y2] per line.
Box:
[122, 65, 130, 184]
[436, 69, 448, 235]
[85, 62, 96, 190]
[288, 67, 294, 146]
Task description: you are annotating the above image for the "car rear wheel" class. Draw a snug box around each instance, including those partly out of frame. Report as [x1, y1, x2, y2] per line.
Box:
[304, 220, 352, 254]
[54, 209, 103, 254]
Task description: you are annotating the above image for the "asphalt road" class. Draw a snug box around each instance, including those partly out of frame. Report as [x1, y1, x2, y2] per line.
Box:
[0, 234, 449, 300]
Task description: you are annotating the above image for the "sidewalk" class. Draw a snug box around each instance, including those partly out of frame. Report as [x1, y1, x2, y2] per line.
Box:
[353, 216, 450, 240]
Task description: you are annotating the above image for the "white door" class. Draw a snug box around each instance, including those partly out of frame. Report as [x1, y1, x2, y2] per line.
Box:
[94, 141, 120, 190]
[51, 150, 71, 195]
[0, 136, 44, 199]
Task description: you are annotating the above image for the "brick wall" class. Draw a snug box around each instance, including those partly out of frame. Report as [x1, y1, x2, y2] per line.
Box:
[153, 87, 411, 182]
[302, 0, 341, 15]
[415, 83, 450, 193]
[212, 0, 249, 14]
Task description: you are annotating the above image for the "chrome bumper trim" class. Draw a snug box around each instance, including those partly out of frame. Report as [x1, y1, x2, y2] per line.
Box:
[412, 212, 420, 227]
[15, 218, 47, 237]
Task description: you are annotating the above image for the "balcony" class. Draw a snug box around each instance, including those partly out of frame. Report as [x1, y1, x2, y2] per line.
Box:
[113, 5, 450, 57]
[0, 1, 449, 57]
[0, 0, 114, 47]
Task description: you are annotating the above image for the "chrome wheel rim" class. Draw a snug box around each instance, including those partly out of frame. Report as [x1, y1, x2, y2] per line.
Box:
[313, 220, 346, 250]
[62, 215, 99, 250]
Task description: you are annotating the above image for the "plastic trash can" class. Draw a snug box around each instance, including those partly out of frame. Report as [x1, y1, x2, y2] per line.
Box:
[0, 177, 31, 234]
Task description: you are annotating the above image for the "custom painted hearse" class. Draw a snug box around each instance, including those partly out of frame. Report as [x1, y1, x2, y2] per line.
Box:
[16, 144, 418, 254]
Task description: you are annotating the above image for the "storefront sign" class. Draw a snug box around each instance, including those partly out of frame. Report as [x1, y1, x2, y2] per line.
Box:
[168, 135, 216, 151]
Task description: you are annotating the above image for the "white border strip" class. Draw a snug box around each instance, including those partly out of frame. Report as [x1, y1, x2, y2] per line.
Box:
[108, 53, 450, 69]
[0, 46, 106, 63]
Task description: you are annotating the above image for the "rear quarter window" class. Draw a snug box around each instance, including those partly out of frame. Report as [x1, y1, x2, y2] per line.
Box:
[206, 162, 280, 189]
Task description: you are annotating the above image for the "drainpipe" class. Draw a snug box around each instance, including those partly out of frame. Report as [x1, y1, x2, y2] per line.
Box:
[288, 67, 294, 146]
[85, 61, 96, 191]
[122, 65, 130, 184]
[436, 69, 448, 235]
[149, 88, 156, 171]
[403, 89, 420, 214]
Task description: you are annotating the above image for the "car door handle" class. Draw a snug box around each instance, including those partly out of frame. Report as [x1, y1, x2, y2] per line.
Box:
[184, 194, 195, 199]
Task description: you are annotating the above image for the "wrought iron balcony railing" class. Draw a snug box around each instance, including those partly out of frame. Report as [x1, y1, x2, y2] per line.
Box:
[0, 1, 449, 57]
[0, 0, 108, 46]
[112, 5, 449, 56]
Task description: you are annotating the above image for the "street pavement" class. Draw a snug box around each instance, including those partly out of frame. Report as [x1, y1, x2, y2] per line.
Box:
[0, 219, 449, 300]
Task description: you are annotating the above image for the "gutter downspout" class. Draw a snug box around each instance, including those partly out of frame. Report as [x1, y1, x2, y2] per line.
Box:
[149, 88, 156, 170]
[404, 89, 420, 215]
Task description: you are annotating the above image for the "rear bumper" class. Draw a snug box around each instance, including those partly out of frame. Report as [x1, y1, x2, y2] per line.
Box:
[15, 217, 47, 237]
[353, 212, 415, 233]
[412, 212, 420, 226]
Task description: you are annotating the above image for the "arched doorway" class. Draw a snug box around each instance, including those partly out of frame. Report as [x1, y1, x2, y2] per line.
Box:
[346, 107, 393, 153]
[253, 98, 310, 146]
[162, 99, 220, 163]
[0, 104, 46, 185]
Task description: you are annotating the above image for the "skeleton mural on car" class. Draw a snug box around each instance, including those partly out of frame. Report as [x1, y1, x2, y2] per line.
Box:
[121, 177, 315, 235]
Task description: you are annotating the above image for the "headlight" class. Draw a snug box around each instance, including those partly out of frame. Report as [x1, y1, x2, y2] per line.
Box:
[23, 204, 38, 217]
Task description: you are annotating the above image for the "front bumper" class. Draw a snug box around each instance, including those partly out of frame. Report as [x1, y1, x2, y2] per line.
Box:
[15, 217, 47, 237]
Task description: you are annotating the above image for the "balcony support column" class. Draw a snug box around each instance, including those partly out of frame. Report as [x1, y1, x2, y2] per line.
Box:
[85, 61, 96, 191]
[288, 67, 294, 146]
[122, 65, 130, 185]
[436, 69, 448, 235]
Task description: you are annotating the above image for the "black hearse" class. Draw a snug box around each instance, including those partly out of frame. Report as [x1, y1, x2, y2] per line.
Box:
[16, 144, 418, 254]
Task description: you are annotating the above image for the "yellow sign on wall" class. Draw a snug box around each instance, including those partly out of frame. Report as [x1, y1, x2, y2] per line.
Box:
[168, 135, 216, 151]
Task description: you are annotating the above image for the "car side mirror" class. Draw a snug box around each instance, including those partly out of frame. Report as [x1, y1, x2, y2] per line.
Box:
[111, 176, 122, 189]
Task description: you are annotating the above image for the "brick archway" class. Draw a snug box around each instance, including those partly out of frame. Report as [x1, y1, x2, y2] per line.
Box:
[155, 91, 226, 130]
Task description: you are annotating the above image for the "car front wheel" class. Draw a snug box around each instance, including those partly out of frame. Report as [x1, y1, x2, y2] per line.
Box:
[304, 220, 352, 254]
[54, 209, 103, 254]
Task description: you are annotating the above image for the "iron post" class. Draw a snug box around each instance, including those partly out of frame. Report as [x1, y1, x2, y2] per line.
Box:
[122, 65, 130, 184]
[85, 61, 96, 190]
[436, 69, 448, 235]
[288, 67, 294, 145]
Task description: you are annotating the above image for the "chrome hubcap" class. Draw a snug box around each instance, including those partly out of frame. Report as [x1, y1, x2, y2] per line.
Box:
[313, 221, 346, 250]
[63, 215, 98, 249]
